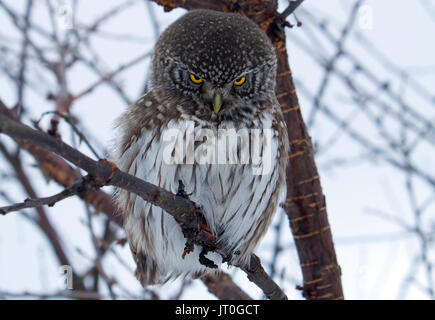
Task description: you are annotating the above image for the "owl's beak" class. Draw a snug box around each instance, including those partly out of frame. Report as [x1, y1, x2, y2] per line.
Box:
[212, 92, 222, 114]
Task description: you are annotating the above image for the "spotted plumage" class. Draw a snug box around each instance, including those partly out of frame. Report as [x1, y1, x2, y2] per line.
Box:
[113, 9, 289, 286]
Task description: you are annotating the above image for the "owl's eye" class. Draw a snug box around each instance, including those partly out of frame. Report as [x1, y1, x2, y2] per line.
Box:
[233, 76, 246, 86]
[189, 74, 203, 84]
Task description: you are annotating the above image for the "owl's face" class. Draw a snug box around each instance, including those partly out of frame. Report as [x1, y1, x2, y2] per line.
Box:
[150, 10, 277, 124]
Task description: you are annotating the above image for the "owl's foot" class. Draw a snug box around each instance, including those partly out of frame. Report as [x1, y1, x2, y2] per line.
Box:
[199, 246, 218, 269]
[176, 180, 199, 257]
[176, 180, 222, 268]
[176, 180, 191, 198]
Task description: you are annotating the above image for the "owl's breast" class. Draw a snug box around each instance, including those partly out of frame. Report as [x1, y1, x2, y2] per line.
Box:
[116, 115, 285, 265]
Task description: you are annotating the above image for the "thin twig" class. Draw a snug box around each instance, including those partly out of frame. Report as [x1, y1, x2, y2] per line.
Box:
[281, 0, 304, 19]
[0, 175, 92, 215]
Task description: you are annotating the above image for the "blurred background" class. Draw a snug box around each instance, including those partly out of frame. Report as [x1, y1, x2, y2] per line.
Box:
[0, 0, 434, 300]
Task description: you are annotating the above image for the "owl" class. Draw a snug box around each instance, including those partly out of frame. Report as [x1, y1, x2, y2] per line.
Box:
[113, 9, 289, 286]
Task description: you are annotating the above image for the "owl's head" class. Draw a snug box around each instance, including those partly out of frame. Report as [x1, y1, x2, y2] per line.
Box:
[150, 9, 277, 122]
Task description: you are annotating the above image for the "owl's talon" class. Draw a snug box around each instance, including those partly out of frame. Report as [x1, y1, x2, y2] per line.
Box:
[199, 246, 218, 269]
[182, 238, 195, 259]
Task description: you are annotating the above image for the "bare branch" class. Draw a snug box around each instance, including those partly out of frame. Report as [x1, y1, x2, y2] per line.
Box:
[0, 99, 287, 300]
[0, 175, 92, 215]
[281, 0, 304, 19]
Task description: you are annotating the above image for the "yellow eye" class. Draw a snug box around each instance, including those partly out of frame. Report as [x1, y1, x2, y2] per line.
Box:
[234, 76, 246, 86]
[190, 74, 203, 84]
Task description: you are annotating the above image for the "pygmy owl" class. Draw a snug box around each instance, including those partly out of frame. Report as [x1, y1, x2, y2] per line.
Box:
[113, 9, 289, 286]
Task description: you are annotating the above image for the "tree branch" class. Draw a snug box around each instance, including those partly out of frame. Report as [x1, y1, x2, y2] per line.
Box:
[0, 0, 344, 300]
[0, 99, 286, 300]
[0, 175, 93, 215]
